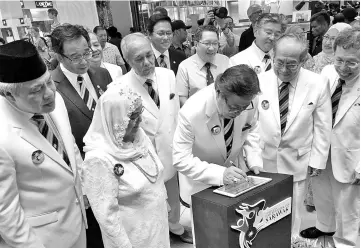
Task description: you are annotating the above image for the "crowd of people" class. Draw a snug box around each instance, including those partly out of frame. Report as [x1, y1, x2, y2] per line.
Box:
[0, 2, 359, 248]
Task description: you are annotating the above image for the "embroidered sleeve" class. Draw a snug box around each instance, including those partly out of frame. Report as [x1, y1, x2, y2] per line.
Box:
[83, 157, 132, 248]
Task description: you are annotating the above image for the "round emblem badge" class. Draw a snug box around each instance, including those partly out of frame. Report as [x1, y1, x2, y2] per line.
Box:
[114, 163, 124, 177]
[254, 66, 261, 74]
[211, 125, 221, 135]
[32, 150, 45, 164]
[261, 100, 269, 110]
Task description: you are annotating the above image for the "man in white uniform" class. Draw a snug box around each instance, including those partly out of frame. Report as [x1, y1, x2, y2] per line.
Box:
[109, 33, 192, 244]
[0, 41, 87, 248]
[230, 13, 283, 74]
[301, 28, 360, 248]
[257, 33, 332, 236]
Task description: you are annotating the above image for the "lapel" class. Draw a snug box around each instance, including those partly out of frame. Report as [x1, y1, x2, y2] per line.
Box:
[155, 69, 169, 128]
[334, 78, 360, 126]
[169, 49, 177, 72]
[284, 69, 309, 133]
[268, 73, 281, 128]
[88, 68, 105, 98]
[128, 70, 160, 119]
[53, 67, 93, 120]
[205, 88, 226, 161]
[49, 106, 75, 173]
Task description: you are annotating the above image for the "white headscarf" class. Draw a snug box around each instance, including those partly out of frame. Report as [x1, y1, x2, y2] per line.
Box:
[83, 86, 148, 161]
[328, 22, 352, 33]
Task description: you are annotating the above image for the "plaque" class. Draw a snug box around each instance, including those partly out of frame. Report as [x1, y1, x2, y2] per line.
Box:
[213, 176, 272, 198]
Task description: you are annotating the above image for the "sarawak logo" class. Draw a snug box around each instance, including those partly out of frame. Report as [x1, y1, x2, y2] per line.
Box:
[231, 197, 292, 248]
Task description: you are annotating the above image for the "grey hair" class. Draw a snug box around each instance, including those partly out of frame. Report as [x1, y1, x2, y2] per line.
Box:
[333, 27, 359, 52]
[273, 33, 309, 63]
[0, 82, 23, 97]
[121, 32, 149, 62]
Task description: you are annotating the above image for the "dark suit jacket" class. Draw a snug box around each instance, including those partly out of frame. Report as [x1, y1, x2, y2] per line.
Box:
[52, 66, 112, 156]
[239, 25, 255, 52]
[155, 48, 186, 75]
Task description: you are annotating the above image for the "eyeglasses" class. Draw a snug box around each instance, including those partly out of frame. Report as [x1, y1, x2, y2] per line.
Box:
[262, 29, 282, 39]
[129, 106, 144, 121]
[323, 35, 336, 42]
[273, 60, 299, 70]
[224, 98, 254, 113]
[334, 59, 359, 69]
[199, 41, 220, 48]
[61, 49, 93, 64]
[154, 31, 173, 37]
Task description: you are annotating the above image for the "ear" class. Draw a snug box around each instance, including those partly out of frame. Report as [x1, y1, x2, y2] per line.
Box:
[55, 53, 64, 63]
[4, 91, 16, 104]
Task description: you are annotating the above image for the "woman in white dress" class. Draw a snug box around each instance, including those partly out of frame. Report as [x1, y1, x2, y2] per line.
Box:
[88, 31, 123, 81]
[82, 86, 170, 248]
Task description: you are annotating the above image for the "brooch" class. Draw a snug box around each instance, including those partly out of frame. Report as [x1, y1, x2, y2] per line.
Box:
[254, 66, 261, 74]
[97, 85, 105, 95]
[32, 150, 45, 165]
[261, 100, 269, 110]
[114, 163, 124, 177]
[211, 125, 221, 135]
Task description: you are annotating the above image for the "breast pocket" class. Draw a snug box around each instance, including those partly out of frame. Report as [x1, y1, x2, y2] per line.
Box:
[27, 211, 58, 227]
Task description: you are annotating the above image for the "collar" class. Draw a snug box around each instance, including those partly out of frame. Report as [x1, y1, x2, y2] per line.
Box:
[277, 73, 299, 88]
[131, 68, 156, 85]
[103, 42, 112, 50]
[251, 41, 272, 61]
[151, 44, 169, 59]
[194, 53, 216, 70]
[60, 63, 87, 82]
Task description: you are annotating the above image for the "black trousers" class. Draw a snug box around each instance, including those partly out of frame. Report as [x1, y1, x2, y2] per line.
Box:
[86, 208, 104, 248]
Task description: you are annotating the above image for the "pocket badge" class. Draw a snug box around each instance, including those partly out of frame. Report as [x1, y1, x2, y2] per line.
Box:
[114, 163, 124, 177]
[261, 100, 269, 110]
[211, 125, 221, 135]
[32, 150, 45, 165]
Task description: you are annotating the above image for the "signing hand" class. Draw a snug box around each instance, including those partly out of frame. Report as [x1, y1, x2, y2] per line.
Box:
[249, 166, 261, 175]
[308, 166, 322, 177]
[223, 166, 247, 185]
[351, 170, 360, 185]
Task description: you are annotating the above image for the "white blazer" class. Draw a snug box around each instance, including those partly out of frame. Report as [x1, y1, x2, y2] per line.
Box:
[0, 93, 87, 248]
[258, 68, 332, 182]
[321, 65, 360, 183]
[109, 68, 180, 182]
[173, 85, 263, 205]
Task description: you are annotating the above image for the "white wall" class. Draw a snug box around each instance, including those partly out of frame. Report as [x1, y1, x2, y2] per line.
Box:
[109, 0, 132, 37]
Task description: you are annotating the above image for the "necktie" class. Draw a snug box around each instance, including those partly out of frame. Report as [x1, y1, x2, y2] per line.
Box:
[145, 79, 160, 108]
[78, 75, 96, 112]
[279, 82, 290, 136]
[32, 114, 71, 168]
[158, 54, 167, 68]
[205, 63, 214, 85]
[331, 79, 345, 126]
[224, 118, 234, 158]
[263, 54, 272, 71]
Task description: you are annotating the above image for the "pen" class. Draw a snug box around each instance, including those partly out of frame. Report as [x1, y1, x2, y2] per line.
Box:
[230, 161, 249, 182]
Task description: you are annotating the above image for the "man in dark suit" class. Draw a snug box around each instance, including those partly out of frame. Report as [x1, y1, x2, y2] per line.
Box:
[51, 24, 112, 248]
[239, 4, 262, 52]
[309, 11, 330, 57]
[147, 14, 186, 75]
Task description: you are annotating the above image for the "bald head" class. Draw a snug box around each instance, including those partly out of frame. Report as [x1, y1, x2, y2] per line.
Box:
[121, 33, 155, 77]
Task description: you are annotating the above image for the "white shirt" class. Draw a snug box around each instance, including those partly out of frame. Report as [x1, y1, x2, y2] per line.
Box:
[151, 44, 170, 69]
[230, 41, 272, 73]
[132, 69, 159, 95]
[101, 62, 123, 81]
[176, 53, 229, 98]
[60, 63, 99, 102]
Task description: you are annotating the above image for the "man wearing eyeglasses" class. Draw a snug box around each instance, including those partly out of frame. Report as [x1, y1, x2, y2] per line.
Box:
[257, 33, 332, 237]
[147, 14, 186, 76]
[173, 65, 263, 244]
[176, 25, 229, 107]
[301, 28, 360, 247]
[230, 13, 283, 74]
[50, 24, 112, 248]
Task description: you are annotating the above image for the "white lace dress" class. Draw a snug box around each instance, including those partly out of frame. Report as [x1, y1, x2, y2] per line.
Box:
[82, 147, 170, 248]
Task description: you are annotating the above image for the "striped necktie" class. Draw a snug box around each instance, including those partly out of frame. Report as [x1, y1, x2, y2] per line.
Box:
[331, 79, 345, 126]
[145, 79, 160, 108]
[78, 75, 96, 112]
[224, 118, 234, 158]
[263, 54, 272, 71]
[158, 54, 167, 68]
[279, 82, 290, 135]
[32, 114, 71, 168]
[205, 62, 214, 85]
